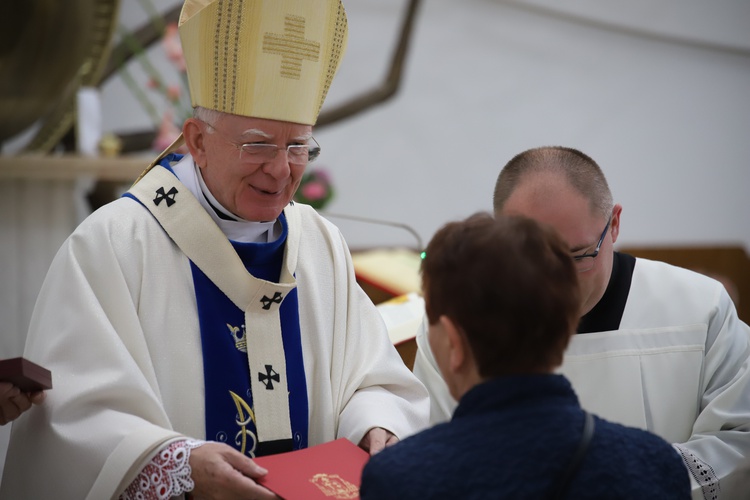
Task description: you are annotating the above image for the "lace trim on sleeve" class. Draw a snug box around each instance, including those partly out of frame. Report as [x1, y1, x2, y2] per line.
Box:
[120, 438, 206, 500]
[674, 443, 720, 500]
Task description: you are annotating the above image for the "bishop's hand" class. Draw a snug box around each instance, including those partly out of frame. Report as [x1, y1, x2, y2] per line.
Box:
[189, 442, 280, 500]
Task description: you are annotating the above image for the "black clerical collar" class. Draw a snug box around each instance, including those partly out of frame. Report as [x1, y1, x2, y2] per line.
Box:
[577, 251, 636, 334]
[204, 195, 237, 221]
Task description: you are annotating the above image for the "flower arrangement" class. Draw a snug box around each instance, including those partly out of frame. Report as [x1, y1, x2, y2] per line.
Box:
[294, 167, 335, 210]
[151, 22, 190, 153]
[116, 0, 190, 153]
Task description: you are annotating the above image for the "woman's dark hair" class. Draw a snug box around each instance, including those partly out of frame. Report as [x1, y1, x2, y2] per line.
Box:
[422, 212, 581, 376]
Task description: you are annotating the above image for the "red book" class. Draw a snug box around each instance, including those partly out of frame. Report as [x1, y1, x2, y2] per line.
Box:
[0, 357, 52, 392]
[254, 438, 369, 499]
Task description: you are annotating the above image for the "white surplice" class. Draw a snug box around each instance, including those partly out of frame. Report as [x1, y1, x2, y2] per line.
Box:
[0, 162, 429, 500]
[413, 258, 750, 500]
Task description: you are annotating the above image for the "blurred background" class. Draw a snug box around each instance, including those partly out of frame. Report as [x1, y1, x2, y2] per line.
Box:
[1, 0, 749, 478]
[4, 0, 749, 248]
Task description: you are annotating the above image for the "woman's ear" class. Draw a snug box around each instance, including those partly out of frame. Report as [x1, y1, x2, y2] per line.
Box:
[440, 315, 467, 374]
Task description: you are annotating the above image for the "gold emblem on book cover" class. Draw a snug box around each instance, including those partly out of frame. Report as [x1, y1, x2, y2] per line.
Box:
[309, 473, 358, 498]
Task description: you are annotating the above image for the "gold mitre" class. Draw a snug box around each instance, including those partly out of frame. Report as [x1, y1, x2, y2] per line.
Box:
[179, 0, 348, 126]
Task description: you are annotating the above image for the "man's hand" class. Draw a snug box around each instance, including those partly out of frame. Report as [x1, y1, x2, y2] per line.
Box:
[189, 442, 280, 500]
[0, 382, 46, 425]
[358, 427, 399, 456]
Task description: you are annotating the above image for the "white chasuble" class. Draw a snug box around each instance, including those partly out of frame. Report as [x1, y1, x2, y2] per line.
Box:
[0, 159, 429, 500]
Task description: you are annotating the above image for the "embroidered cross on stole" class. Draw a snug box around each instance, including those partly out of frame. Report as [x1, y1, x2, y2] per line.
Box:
[128, 166, 300, 449]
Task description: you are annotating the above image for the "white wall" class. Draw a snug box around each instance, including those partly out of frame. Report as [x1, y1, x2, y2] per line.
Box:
[92, 0, 750, 251]
[312, 0, 750, 250]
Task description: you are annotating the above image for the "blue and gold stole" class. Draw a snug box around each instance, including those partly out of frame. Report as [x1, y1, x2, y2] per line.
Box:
[125, 163, 309, 457]
[192, 214, 309, 457]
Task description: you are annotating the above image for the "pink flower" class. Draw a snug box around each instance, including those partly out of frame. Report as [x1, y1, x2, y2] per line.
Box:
[301, 181, 327, 201]
[312, 168, 330, 183]
[163, 23, 186, 72]
[152, 110, 187, 153]
[166, 84, 182, 102]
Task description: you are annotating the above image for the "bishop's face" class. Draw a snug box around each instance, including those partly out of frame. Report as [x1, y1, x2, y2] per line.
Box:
[192, 114, 312, 222]
[499, 173, 620, 317]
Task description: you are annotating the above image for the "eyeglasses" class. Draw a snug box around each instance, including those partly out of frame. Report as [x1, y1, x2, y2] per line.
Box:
[202, 120, 320, 166]
[572, 214, 612, 273]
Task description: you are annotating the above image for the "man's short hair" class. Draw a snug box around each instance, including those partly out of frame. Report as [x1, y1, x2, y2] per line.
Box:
[421, 212, 581, 376]
[493, 146, 613, 219]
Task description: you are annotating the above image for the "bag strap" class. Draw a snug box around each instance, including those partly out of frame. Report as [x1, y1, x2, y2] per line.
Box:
[550, 411, 596, 499]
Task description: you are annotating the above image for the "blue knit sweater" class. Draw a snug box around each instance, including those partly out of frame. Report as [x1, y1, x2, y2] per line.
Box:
[360, 374, 690, 499]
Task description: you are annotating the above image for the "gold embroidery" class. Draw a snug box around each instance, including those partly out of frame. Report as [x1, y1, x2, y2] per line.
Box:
[226, 323, 247, 352]
[318, 2, 347, 116]
[263, 15, 321, 80]
[229, 390, 257, 456]
[309, 473, 359, 499]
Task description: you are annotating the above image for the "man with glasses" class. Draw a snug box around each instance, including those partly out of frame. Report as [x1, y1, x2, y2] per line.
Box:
[413, 146, 750, 499]
[2, 1, 428, 499]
